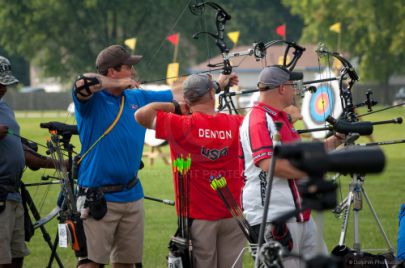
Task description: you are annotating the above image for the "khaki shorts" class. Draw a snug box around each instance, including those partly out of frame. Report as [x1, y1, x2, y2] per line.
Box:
[83, 199, 144, 264]
[190, 217, 246, 268]
[0, 200, 29, 264]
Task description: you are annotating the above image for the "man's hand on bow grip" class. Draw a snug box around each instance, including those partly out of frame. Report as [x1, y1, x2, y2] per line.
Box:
[217, 73, 239, 91]
[119, 77, 140, 89]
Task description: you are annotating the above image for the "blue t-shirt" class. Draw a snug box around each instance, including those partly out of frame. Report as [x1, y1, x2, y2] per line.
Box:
[73, 88, 172, 202]
[398, 204, 405, 260]
[0, 99, 24, 202]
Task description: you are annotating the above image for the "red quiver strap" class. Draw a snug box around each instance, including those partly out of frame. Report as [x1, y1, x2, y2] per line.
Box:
[271, 223, 293, 252]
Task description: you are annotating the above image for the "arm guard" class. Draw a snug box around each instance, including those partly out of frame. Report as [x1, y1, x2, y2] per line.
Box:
[74, 75, 101, 98]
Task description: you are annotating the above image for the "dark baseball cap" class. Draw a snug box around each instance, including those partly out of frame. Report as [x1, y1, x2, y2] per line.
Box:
[96, 45, 142, 74]
[258, 65, 303, 89]
[183, 74, 214, 103]
[0, 56, 19, 86]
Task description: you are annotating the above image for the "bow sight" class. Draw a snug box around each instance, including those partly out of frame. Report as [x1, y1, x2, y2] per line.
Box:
[226, 40, 306, 71]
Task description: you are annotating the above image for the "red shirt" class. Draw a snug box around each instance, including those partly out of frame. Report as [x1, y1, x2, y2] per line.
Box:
[156, 111, 244, 220]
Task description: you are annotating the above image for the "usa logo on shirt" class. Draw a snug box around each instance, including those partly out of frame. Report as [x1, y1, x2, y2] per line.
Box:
[131, 104, 138, 110]
[201, 146, 229, 161]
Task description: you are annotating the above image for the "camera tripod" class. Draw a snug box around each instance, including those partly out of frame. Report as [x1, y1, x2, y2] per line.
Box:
[333, 173, 394, 254]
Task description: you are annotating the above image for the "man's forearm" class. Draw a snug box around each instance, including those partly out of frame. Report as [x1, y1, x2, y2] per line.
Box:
[74, 73, 139, 101]
[135, 102, 177, 129]
[258, 158, 307, 179]
[24, 149, 56, 170]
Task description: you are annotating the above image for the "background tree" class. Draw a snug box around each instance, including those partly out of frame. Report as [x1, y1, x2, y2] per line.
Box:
[0, 0, 303, 85]
[282, 0, 405, 86]
[223, 0, 302, 43]
[0, 0, 189, 83]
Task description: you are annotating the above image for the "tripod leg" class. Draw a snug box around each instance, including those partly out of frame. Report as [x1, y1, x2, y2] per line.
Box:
[361, 187, 395, 253]
[353, 181, 362, 252]
[21, 184, 64, 267]
[41, 225, 64, 268]
[338, 191, 353, 246]
[47, 233, 62, 268]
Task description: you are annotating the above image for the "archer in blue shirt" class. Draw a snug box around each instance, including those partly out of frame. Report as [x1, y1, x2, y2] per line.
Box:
[72, 45, 180, 268]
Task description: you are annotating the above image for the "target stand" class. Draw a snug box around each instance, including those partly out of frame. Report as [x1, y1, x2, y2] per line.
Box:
[143, 129, 170, 166]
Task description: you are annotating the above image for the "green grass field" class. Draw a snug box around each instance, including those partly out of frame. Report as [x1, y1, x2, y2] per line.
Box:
[15, 106, 405, 267]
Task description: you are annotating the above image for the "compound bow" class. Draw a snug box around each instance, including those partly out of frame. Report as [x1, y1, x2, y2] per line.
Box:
[189, 1, 306, 114]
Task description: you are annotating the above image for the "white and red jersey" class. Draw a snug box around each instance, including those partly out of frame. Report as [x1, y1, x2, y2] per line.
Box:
[239, 102, 310, 226]
[156, 111, 244, 221]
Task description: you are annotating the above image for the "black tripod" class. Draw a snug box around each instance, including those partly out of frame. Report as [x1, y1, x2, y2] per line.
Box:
[333, 173, 395, 254]
[21, 182, 63, 267]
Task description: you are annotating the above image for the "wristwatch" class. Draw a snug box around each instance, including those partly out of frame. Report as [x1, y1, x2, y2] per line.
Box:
[287, 114, 293, 123]
[212, 81, 221, 94]
[172, 100, 182, 115]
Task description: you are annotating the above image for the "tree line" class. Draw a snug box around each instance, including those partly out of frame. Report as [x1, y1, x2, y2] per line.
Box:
[0, 0, 403, 87]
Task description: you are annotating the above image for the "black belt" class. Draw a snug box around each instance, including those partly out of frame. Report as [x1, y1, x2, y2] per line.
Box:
[79, 177, 139, 194]
[0, 184, 19, 193]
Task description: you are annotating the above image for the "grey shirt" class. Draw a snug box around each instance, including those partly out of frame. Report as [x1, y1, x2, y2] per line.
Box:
[0, 99, 25, 200]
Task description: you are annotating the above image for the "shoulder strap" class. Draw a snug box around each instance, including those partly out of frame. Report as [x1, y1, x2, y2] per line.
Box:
[77, 95, 125, 164]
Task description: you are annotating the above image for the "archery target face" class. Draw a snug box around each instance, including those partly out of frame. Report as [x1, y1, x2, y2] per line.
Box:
[301, 70, 342, 139]
[309, 85, 335, 123]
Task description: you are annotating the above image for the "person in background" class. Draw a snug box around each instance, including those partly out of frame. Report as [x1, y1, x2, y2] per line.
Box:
[0, 55, 59, 268]
[398, 204, 405, 261]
